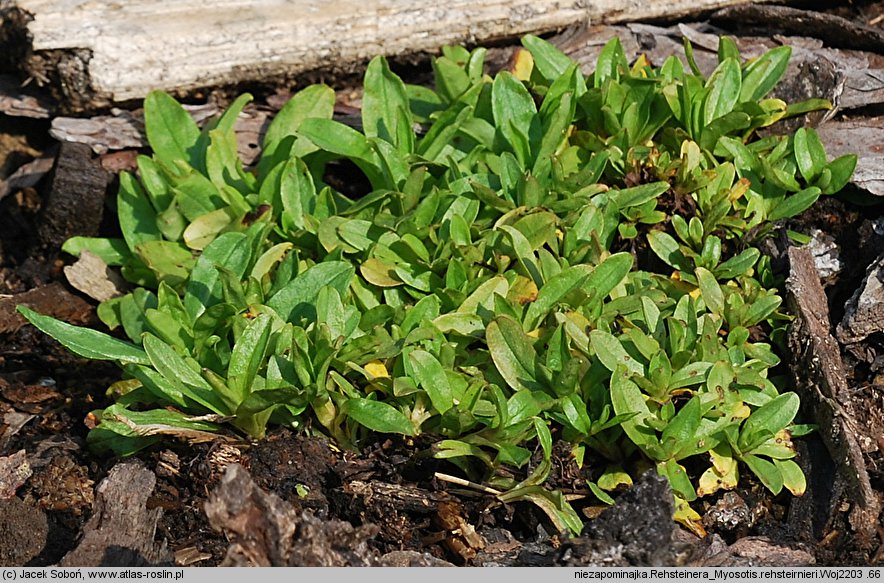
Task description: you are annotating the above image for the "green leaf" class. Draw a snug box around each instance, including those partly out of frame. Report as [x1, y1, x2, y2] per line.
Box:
[610, 366, 656, 451]
[88, 403, 220, 456]
[612, 182, 669, 209]
[267, 262, 355, 322]
[118, 172, 161, 253]
[492, 72, 537, 164]
[695, 267, 724, 315]
[820, 154, 857, 195]
[793, 127, 827, 183]
[17, 306, 150, 365]
[228, 313, 273, 403]
[647, 231, 689, 271]
[487, 316, 541, 392]
[344, 399, 415, 435]
[658, 458, 697, 501]
[458, 275, 509, 316]
[739, 392, 799, 452]
[521, 35, 575, 85]
[524, 265, 591, 329]
[704, 58, 741, 124]
[582, 252, 633, 303]
[741, 294, 782, 328]
[742, 453, 784, 495]
[297, 118, 384, 187]
[182, 206, 239, 250]
[408, 349, 455, 414]
[740, 46, 791, 102]
[363, 56, 413, 153]
[135, 240, 195, 288]
[587, 481, 616, 505]
[775, 459, 807, 496]
[670, 362, 712, 389]
[713, 248, 759, 279]
[142, 334, 228, 414]
[144, 90, 201, 168]
[262, 84, 335, 156]
[590, 330, 644, 376]
[184, 232, 251, 320]
[417, 103, 473, 161]
[768, 187, 820, 221]
[661, 396, 701, 459]
[62, 237, 131, 266]
[594, 37, 627, 87]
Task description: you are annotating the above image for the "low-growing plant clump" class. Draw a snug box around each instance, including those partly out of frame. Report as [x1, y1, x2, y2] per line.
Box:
[19, 35, 856, 534]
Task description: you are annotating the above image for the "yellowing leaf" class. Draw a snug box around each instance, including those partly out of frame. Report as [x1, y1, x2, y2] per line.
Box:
[365, 360, 390, 379]
[360, 258, 402, 287]
[597, 466, 633, 491]
[673, 496, 706, 538]
[698, 458, 738, 497]
[776, 459, 807, 496]
[507, 275, 539, 305]
[513, 48, 534, 81]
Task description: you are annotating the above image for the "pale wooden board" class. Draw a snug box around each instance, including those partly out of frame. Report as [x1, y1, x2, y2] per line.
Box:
[3, 0, 765, 109]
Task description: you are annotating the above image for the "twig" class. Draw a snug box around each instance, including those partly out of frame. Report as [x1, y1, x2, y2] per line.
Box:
[434, 472, 502, 496]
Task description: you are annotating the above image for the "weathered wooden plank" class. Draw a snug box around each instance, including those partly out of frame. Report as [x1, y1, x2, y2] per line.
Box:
[1, 0, 767, 111]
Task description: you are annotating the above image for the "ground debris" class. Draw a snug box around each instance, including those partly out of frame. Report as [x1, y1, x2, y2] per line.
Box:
[559, 472, 684, 567]
[0, 497, 48, 567]
[204, 463, 381, 567]
[59, 462, 172, 567]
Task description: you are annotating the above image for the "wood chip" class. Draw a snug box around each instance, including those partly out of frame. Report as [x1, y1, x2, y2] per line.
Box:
[59, 461, 172, 567]
[817, 117, 884, 196]
[0, 282, 94, 334]
[64, 250, 127, 302]
[0, 450, 31, 499]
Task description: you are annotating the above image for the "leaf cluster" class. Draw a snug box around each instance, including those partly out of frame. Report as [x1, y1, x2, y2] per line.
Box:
[22, 36, 853, 533]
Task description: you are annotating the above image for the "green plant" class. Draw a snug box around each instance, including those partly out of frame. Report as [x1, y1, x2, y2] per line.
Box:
[21, 35, 854, 534]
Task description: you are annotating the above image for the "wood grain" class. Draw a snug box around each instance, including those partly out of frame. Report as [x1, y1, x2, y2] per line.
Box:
[2, 0, 767, 111]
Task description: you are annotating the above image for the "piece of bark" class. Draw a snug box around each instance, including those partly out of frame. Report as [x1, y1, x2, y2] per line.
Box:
[558, 472, 684, 567]
[0, 449, 31, 499]
[59, 462, 171, 567]
[50, 105, 268, 166]
[0, 282, 94, 333]
[785, 246, 881, 542]
[64, 250, 127, 303]
[376, 550, 454, 567]
[345, 479, 449, 513]
[0, 0, 775, 112]
[204, 463, 380, 567]
[36, 141, 108, 253]
[50, 111, 145, 155]
[836, 252, 884, 344]
[0, 154, 55, 202]
[711, 4, 884, 54]
[0, 75, 52, 118]
[817, 117, 884, 197]
[696, 536, 815, 567]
